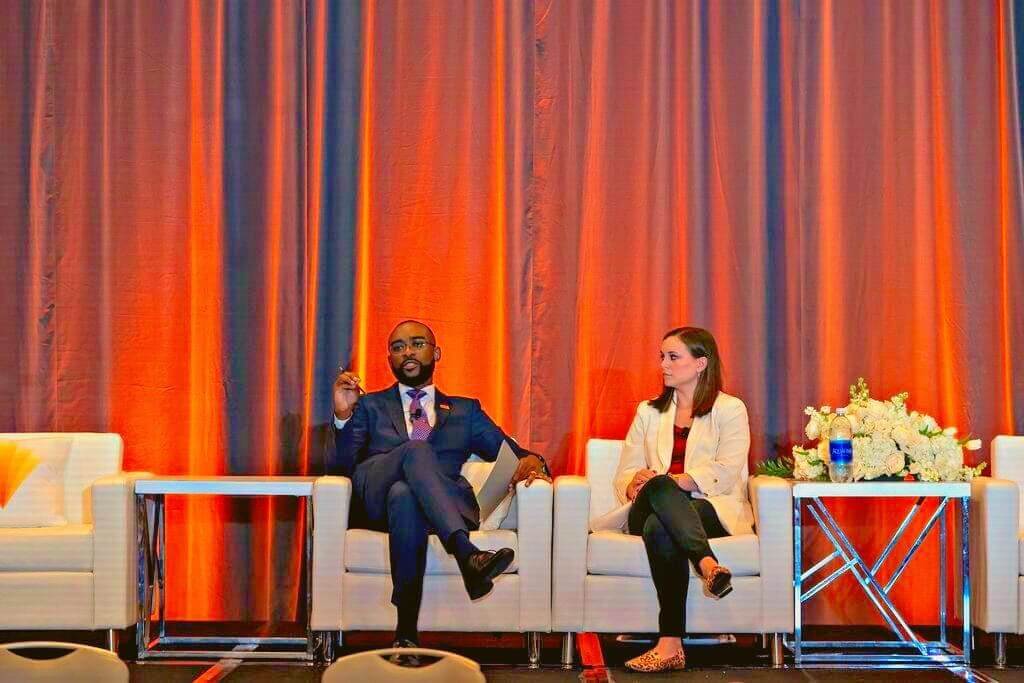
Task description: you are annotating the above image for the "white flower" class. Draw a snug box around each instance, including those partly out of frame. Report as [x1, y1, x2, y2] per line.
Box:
[885, 451, 905, 475]
[795, 381, 986, 483]
[792, 446, 825, 480]
[853, 435, 899, 480]
[866, 400, 888, 418]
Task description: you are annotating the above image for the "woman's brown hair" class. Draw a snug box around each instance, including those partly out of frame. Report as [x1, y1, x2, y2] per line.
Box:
[648, 327, 723, 417]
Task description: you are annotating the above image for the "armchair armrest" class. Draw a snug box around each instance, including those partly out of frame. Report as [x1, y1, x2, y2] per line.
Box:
[749, 475, 794, 633]
[514, 479, 553, 631]
[552, 476, 590, 632]
[91, 472, 153, 629]
[311, 476, 351, 631]
[970, 476, 1019, 634]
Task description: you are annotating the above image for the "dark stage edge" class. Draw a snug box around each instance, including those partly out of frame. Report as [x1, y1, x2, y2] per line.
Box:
[2, 626, 1020, 681]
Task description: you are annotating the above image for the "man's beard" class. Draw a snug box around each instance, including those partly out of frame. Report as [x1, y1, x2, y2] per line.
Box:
[390, 358, 436, 386]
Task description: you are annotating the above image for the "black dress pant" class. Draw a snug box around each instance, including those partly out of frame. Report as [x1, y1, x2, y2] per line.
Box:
[627, 474, 729, 638]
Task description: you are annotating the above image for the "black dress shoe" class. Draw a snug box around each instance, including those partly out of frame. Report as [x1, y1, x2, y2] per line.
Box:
[388, 638, 421, 667]
[458, 547, 515, 600]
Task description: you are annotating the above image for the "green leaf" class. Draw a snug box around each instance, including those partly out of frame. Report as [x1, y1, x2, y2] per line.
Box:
[755, 458, 794, 478]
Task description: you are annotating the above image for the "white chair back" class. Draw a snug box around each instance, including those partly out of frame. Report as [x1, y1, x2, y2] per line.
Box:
[992, 435, 1024, 523]
[460, 453, 517, 530]
[0, 642, 128, 682]
[586, 439, 624, 521]
[460, 453, 494, 488]
[322, 647, 485, 683]
[0, 433, 123, 524]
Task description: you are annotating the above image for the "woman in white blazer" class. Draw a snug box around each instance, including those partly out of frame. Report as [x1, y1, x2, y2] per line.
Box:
[614, 327, 752, 673]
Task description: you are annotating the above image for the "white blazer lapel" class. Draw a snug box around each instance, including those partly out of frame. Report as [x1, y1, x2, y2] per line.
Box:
[655, 398, 675, 471]
[685, 410, 707, 469]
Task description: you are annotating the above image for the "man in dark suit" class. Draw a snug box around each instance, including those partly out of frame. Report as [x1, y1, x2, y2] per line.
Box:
[329, 320, 549, 654]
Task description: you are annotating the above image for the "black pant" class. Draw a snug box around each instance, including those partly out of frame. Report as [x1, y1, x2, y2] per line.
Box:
[627, 474, 729, 638]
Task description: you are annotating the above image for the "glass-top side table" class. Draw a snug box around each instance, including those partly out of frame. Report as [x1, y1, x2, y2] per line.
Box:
[135, 477, 320, 661]
[791, 480, 970, 668]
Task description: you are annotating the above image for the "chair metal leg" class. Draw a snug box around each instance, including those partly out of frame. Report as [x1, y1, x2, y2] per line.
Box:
[561, 632, 576, 669]
[106, 629, 118, 654]
[770, 633, 784, 668]
[320, 631, 335, 663]
[995, 633, 1008, 669]
[526, 631, 541, 669]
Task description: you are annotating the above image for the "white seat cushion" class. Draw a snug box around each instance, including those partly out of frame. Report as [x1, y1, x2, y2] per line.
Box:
[587, 530, 759, 578]
[345, 529, 519, 575]
[0, 524, 94, 571]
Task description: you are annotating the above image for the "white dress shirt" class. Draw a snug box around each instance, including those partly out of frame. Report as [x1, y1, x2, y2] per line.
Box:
[334, 383, 436, 437]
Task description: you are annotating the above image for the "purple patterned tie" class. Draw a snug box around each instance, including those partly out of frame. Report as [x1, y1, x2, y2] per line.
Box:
[407, 389, 432, 440]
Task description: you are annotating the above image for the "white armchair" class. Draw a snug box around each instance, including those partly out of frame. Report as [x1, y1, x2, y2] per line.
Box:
[309, 458, 553, 664]
[552, 439, 793, 667]
[970, 435, 1024, 668]
[0, 433, 144, 652]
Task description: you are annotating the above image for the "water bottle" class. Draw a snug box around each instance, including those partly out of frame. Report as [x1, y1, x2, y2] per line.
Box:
[828, 408, 854, 483]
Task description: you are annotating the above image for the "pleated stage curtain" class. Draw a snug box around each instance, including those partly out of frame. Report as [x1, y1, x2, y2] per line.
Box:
[2, 0, 1022, 626]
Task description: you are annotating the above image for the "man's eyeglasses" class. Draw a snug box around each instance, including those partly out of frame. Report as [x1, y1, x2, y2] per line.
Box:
[388, 339, 436, 355]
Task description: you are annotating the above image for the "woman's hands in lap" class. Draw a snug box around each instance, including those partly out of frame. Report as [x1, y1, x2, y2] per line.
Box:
[626, 468, 658, 500]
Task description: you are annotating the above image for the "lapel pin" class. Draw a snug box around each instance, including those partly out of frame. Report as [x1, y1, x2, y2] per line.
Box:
[439, 402, 451, 411]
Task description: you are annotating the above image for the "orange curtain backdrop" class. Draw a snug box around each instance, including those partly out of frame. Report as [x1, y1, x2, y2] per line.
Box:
[525, 0, 1024, 625]
[2, 0, 362, 621]
[4, 0, 1024, 626]
[353, 0, 1024, 625]
[351, 0, 536, 445]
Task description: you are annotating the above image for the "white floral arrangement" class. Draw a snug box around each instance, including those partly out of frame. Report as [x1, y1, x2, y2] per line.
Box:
[764, 378, 985, 482]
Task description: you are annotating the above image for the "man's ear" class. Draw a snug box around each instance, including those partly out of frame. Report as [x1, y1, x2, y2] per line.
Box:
[434, 346, 442, 362]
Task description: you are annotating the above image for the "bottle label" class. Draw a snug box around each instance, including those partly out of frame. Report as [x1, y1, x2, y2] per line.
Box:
[830, 439, 853, 465]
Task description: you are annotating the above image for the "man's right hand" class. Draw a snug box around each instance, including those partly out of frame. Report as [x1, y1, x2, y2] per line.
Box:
[626, 468, 657, 501]
[333, 370, 363, 420]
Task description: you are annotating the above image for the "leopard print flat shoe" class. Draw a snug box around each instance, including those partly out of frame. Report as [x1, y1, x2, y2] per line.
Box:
[624, 646, 686, 672]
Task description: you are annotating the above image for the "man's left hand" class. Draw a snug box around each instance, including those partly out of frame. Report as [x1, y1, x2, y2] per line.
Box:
[510, 454, 551, 490]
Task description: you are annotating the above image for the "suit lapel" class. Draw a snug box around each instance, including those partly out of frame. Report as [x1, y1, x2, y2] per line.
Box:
[430, 388, 452, 438]
[385, 384, 409, 441]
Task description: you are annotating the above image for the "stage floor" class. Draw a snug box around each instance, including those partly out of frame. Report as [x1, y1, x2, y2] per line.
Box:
[3, 628, 1019, 681]
[124, 664, 1020, 682]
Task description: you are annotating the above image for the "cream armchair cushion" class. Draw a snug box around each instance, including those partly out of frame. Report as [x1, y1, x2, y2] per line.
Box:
[971, 436, 1024, 637]
[310, 456, 552, 637]
[587, 532, 760, 578]
[0, 433, 144, 631]
[553, 438, 793, 637]
[345, 529, 519, 575]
